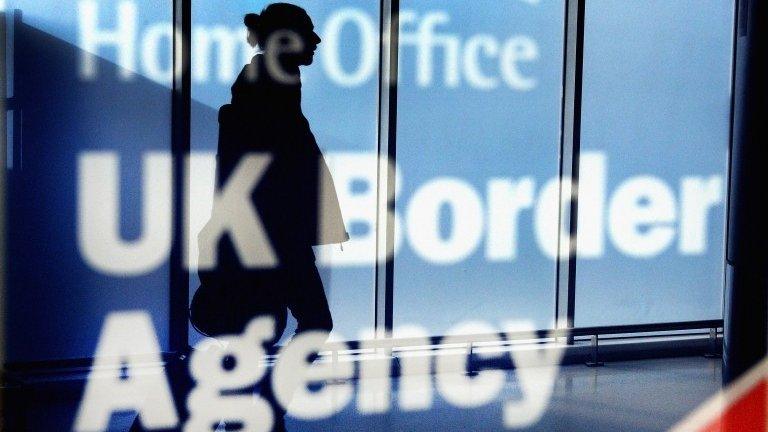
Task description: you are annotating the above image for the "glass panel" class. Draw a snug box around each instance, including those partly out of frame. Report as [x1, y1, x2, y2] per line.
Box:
[574, 0, 734, 326]
[188, 0, 380, 345]
[4, 0, 173, 361]
[392, 1, 566, 335]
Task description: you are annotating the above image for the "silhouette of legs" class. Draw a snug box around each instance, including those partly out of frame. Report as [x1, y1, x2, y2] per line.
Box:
[286, 261, 333, 335]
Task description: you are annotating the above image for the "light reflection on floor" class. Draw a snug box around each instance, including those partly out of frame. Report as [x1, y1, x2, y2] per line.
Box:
[287, 356, 722, 432]
[8, 356, 722, 431]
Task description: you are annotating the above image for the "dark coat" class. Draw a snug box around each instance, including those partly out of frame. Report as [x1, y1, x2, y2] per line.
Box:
[218, 54, 348, 253]
[191, 54, 347, 337]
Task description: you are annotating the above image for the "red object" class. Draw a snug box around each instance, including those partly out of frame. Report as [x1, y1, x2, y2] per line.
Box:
[672, 359, 768, 432]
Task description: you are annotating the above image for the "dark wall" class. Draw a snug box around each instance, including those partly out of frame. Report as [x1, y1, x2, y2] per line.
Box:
[6, 18, 215, 363]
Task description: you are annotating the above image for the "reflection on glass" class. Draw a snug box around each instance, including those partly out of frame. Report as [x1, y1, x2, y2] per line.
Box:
[574, 0, 734, 326]
[4, 0, 173, 361]
[392, 0, 566, 335]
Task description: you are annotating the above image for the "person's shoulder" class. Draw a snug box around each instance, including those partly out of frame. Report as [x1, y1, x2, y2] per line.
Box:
[233, 54, 264, 83]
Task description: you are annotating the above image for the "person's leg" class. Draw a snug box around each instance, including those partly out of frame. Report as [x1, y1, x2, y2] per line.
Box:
[266, 252, 333, 431]
[285, 261, 333, 335]
[248, 271, 289, 432]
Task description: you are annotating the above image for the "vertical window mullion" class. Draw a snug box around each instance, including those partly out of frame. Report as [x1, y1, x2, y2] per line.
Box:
[171, 0, 191, 354]
[555, 0, 586, 339]
[374, 0, 400, 335]
[0, 9, 8, 368]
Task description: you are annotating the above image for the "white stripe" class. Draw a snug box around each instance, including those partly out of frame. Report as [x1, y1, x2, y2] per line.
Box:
[670, 357, 768, 431]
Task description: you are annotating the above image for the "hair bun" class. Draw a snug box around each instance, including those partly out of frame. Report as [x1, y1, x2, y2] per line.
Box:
[244, 13, 261, 31]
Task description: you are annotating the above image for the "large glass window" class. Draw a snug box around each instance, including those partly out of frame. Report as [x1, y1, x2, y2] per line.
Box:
[392, 1, 566, 335]
[0, 0, 740, 373]
[574, 0, 734, 326]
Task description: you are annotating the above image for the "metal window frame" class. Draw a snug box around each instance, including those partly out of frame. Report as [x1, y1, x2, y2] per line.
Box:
[1, 10, 9, 375]
[374, 0, 399, 335]
[555, 0, 585, 341]
[170, 0, 191, 354]
[722, 0, 741, 296]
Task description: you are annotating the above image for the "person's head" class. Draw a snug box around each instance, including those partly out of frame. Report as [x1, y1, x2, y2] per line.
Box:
[244, 3, 321, 68]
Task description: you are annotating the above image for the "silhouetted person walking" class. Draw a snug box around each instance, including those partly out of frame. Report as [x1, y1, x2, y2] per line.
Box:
[190, 3, 348, 431]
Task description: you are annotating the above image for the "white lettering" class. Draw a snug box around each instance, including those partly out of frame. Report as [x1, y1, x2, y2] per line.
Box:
[186, 317, 276, 432]
[74, 312, 178, 432]
[500, 36, 539, 91]
[486, 178, 535, 261]
[609, 176, 677, 257]
[79, 0, 137, 80]
[322, 8, 378, 87]
[196, 154, 277, 270]
[78, 152, 171, 276]
[436, 322, 505, 408]
[679, 176, 723, 255]
[463, 35, 500, 90]
[407, 178, 484, 264]
[272, 332, 354, 419]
